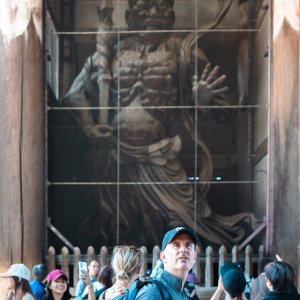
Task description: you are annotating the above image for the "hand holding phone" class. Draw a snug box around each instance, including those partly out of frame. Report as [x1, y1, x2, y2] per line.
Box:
[78, 261, 88, 279]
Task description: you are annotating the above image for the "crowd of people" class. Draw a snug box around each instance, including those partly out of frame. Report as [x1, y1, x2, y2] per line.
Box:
[0, 227, 299, 300]
[0, 227, 300, 300]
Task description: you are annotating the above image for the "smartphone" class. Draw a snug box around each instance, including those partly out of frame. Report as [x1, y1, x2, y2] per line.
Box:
[78, 261, 88, 277]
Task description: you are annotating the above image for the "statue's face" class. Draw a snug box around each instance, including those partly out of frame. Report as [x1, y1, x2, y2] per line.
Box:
[126, 0, 175, 30]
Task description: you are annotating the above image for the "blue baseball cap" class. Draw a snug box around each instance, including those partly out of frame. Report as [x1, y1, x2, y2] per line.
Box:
[220, 262, 242, 277]
[222, 269, 246, 297]
[161, 227, 198, 250]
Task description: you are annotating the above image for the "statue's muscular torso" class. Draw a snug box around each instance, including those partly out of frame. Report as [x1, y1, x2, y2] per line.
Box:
[110, 41, 179, 146]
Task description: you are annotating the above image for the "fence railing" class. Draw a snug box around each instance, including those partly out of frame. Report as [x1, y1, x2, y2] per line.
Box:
[46, 244, 266, 288]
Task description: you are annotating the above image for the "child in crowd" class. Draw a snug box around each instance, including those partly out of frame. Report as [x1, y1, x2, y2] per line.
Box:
[30, 264, 48, 300]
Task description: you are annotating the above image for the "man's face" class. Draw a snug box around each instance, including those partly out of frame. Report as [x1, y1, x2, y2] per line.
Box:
[126, 0, 175, 31]
[160, 233, 196, 277]
[88, 260, 100, 278]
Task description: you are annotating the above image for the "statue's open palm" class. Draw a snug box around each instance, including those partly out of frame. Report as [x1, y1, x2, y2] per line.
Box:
[193, 63, 228, 106]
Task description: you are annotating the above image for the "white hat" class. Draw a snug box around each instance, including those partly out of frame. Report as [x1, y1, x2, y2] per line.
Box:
[0, 264, 31, 281]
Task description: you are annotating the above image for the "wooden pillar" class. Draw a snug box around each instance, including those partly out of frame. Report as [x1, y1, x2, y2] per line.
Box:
[269, 0, 300, 272]
[0, 0, 44, 293]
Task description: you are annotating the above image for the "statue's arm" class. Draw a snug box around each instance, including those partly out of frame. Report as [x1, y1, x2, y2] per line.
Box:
[63, 56, 97, 128]
[63, 55, 113, 143]
[62, 1, 115, 145]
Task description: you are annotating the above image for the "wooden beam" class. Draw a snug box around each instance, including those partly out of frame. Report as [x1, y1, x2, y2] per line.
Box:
[0, 1, 44, 276]
[269, 0, 300, 268]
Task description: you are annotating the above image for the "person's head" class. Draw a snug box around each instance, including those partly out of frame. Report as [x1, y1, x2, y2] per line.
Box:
[220, 262, 242, 278]
[264, 261, 295, 292]
[222, 269, 246, 299]
[220, 262, 245, 299]
[160, 227, 197, 278]
[112, 245, 143, 284]
[32, 264, 48, 282]
[0, 264, 34, 300]
[46, 269, 71, 300]
[125, 0, 175, 31]
[88, 259, 100, 279]
[97, 265, 113, 288]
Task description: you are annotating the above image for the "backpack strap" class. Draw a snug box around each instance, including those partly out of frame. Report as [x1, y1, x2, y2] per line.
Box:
[98, 289, 106, 300]
[141, 279, 171, 300]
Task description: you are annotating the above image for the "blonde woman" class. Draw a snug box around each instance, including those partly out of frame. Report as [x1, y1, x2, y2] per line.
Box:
[86, 245, 142, 300]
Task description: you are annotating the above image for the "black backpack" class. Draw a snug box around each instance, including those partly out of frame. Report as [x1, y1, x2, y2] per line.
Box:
[118, 278, 171, 300]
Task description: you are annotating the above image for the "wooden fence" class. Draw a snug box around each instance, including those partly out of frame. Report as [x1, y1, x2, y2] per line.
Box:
[46, 244, 266, 288]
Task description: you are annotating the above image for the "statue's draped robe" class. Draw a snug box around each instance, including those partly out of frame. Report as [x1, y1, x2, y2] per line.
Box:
[64, 35, 255, 248]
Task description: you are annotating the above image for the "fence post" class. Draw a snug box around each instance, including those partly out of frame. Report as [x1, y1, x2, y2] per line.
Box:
[100, 246, 109, 267]
[87, 246, 95, 263]
[245, 245, 253, 277]
[152, 245, 160, 269]
[196, 245, 204, 285]
[205, 246, 213, 287]
[218, 245, 227, 274]
[73, 247, 81, 287]
[232, 245, 239, 263]
[61, 247, 70, 279]
[140, 246, 148, 276]
[258, 245, 265, 273]
[193, 245, 201, 285]
[47, 246, 56, 271]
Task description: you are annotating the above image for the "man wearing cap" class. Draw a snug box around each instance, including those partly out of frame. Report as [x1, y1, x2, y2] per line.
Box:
[136, 227, 198, 299]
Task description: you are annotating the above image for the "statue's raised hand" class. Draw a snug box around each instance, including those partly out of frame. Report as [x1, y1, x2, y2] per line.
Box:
[192, 63, 228, 106]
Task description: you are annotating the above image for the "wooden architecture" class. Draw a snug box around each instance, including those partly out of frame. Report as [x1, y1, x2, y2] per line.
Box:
[0, 1, 299, 298]
[0, 1, 44, 298]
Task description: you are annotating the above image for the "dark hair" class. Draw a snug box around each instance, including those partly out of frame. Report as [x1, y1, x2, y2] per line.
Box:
[88, 259, 100, 266]
[97, 265, 113, 288]
[32, 264, 48, 281]
[259, 257, 273, 273]
[222, 269, 246, 299]
[8, 276, 35, 300]
[264, 261, 295, 291]
[44, 278, 72, 300]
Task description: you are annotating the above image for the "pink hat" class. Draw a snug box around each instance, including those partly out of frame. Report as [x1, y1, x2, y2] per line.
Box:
[0, 264, 31, 281]
[47, 269, 68, 282]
